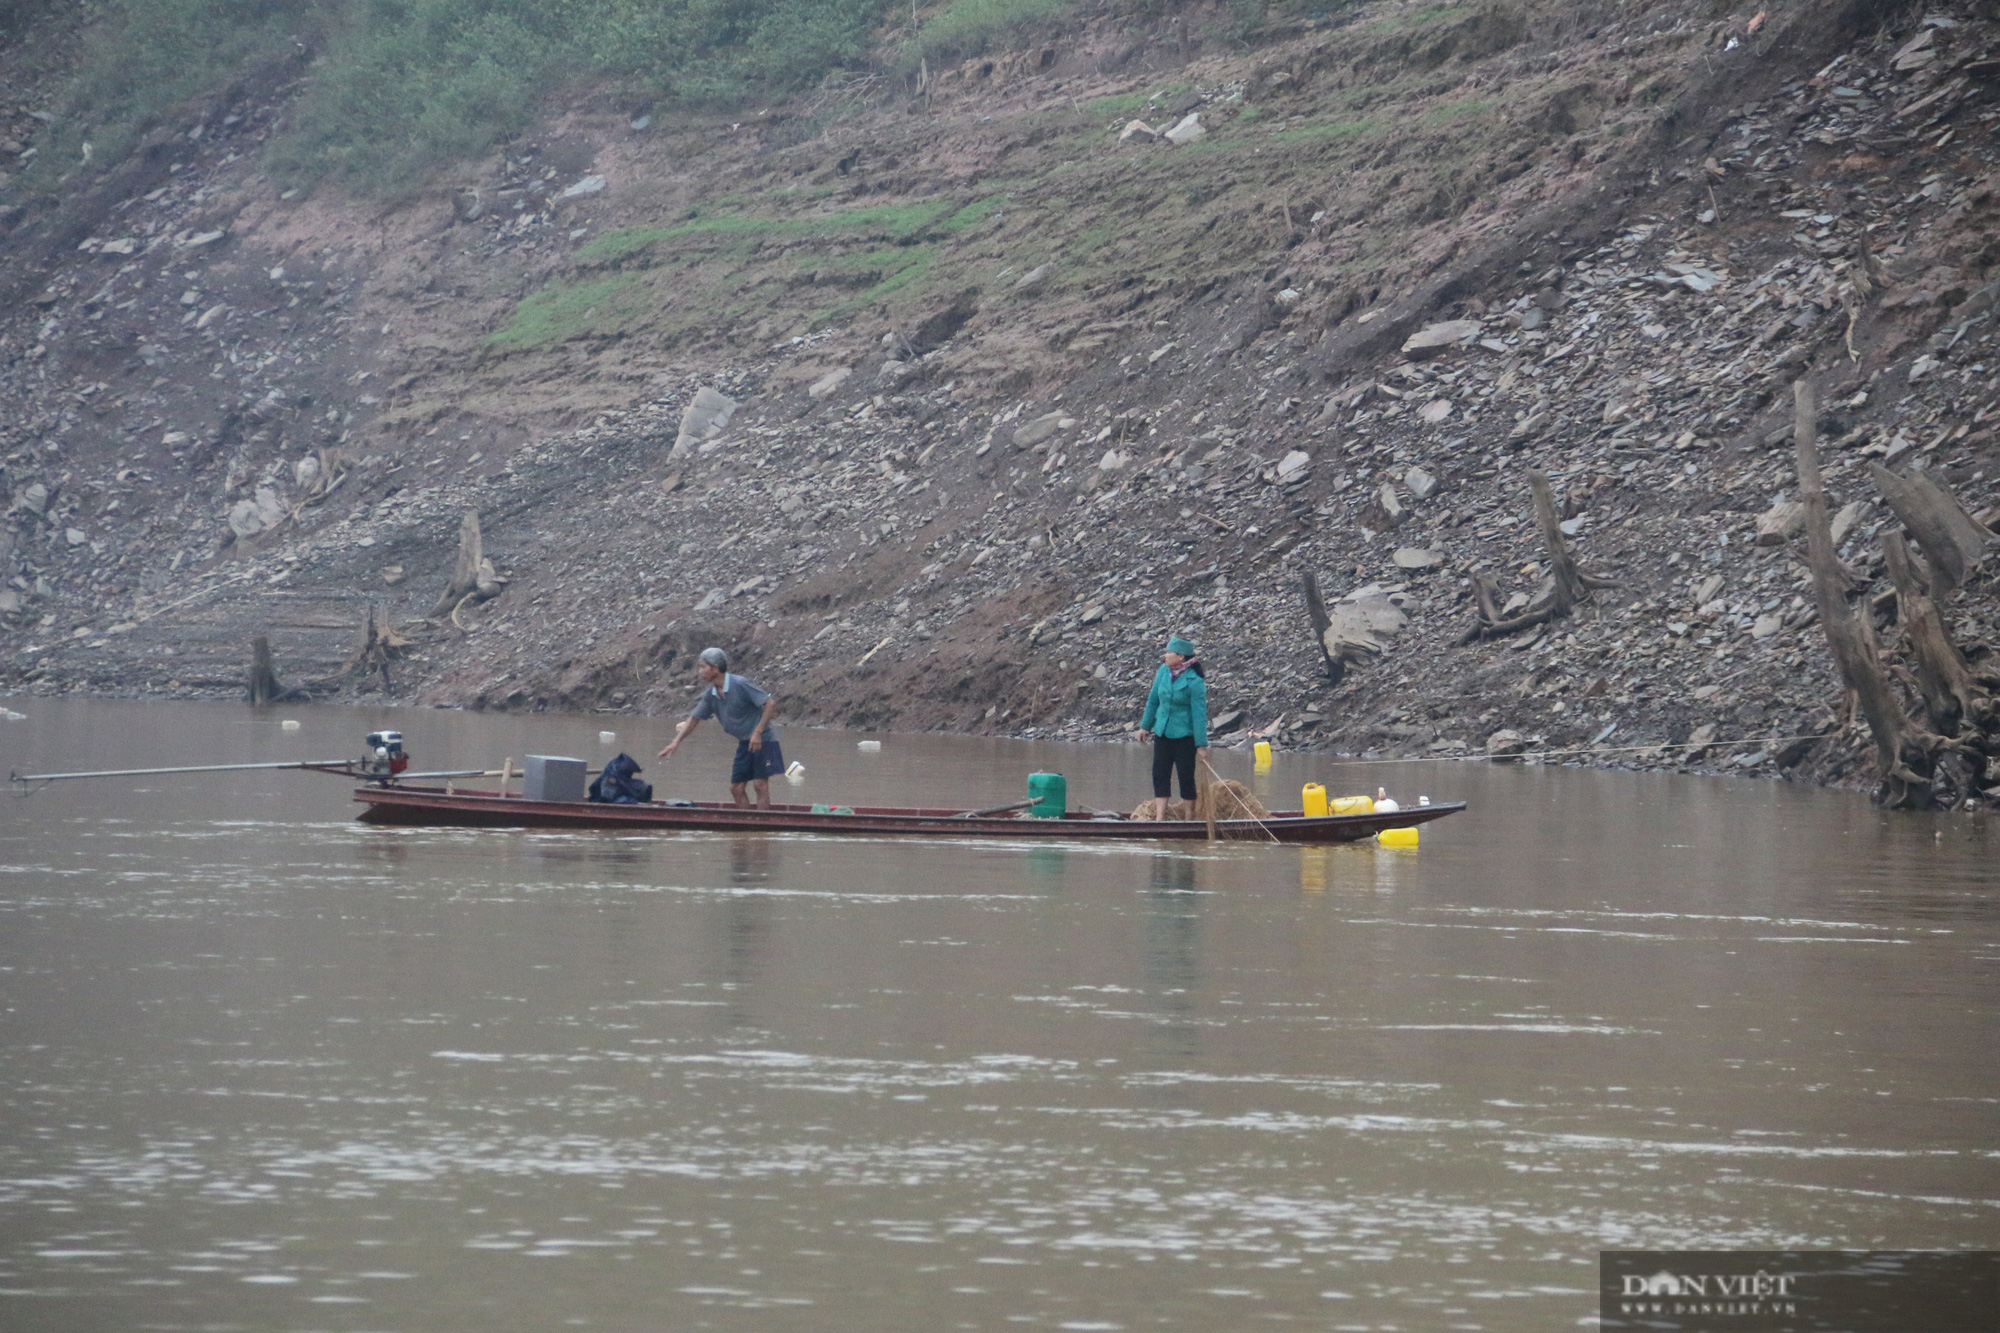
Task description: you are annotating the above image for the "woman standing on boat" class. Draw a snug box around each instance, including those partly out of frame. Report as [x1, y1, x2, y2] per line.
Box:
[1139, 635, 1208, 809]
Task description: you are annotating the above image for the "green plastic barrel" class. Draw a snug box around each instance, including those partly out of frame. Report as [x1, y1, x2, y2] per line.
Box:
[1026, 772, 1067, 819]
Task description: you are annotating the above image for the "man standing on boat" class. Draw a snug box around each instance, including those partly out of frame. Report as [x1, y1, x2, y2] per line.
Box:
[658, 647, 784, 810]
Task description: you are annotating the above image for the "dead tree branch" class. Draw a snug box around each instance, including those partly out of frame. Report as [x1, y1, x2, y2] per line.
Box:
[1869, 462, 1995, 596]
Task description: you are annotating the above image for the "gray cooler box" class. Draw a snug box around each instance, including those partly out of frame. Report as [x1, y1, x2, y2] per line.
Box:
[523, 755, 587, 803]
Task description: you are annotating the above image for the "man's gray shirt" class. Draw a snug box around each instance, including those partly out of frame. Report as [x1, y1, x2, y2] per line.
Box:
[690, 674, 776, 741]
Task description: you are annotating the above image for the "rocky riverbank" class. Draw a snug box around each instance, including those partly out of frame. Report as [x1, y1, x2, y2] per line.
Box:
[3, 0, 1999, 801]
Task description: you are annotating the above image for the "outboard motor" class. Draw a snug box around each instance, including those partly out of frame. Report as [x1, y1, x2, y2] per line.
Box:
[361, 731, 410, 781]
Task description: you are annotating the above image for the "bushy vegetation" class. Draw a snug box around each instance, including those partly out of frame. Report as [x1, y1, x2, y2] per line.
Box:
[12, 0, 1335, 201]
[282, 0, 905, 192]
[15, 0, 303, 196]
[22, 0, 968, 199]
[906, 0, 1067, 64]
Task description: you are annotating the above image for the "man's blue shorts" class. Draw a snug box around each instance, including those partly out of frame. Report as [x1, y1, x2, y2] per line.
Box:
[731, 737, 785, 785]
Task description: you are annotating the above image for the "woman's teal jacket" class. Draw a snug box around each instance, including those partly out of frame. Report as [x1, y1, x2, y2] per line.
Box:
[1141, 664, 1208, 747]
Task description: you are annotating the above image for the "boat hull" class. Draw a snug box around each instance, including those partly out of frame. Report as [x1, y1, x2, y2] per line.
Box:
[353, 786, 1464, 843]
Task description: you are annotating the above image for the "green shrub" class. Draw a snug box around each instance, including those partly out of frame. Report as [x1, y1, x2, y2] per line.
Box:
[271, 1, 561, 195]
[11, 0, 300, 199]
[278, 0, 901, 191]
[908, 0, 1068, 64]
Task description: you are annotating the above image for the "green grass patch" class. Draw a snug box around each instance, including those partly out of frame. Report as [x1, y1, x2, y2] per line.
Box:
[1423, 96, 1497, 127]
[858, 251, 935, 300]
[488, 274, 648, 351]
[821, 249, 936, 320]
[10, 0, 302, 200]
[1082, 90, 1153, 122]
[1066, 222, 1114, 262]
[939, 194, 1009, 233]
[579, 199, 963, 266]
[1271, 116, 1386, 146]
[828, 246, 899, 270]
[1172, 131, 1253, 157]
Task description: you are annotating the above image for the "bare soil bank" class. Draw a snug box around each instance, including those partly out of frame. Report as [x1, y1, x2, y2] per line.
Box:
[4, 0, 2000, 802]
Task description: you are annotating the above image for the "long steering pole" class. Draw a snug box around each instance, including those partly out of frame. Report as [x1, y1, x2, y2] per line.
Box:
[9, 760, 494, 789]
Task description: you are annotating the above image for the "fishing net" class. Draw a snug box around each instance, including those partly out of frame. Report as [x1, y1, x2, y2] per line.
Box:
[1129, 780, 1268, 822]
[1201, 778, 1269, 821]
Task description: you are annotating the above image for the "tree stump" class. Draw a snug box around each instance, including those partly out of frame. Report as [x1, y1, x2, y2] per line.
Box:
[1300, 571, 1345, 683]
[429, 511, 490, 619]
[1461, 468, 1618, 641]
[246, 635, 297, 706]
[1795, 382, 1942, 809]
[337, 604, 410, 692]
[1881, 533, 1978, 737]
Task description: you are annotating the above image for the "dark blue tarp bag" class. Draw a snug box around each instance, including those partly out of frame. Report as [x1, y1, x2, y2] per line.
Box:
[588, 752, 653, 804]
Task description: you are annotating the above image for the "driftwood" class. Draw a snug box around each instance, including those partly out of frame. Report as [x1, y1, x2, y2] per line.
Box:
[246, 635, 306, 706]
[1795, 382, 1942, 808]
[427, 510, 508, 624]
[1460, 468, 1618, 641]
[1839, 229, 1887, 360]
[1869, 462, 1994, 596]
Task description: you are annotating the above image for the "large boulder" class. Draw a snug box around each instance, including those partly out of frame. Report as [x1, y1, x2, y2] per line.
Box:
[807, 367, 850, 400]
[672, 386, 739, 457]
[227, 486, 287, 539]
[1322, 583, 1408, 664]
[1401, 320, 1481, 360]
[1011, 411, 1068, 449]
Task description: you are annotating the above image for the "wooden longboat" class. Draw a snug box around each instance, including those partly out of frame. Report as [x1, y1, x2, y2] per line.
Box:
[353, 784, 1465, 842]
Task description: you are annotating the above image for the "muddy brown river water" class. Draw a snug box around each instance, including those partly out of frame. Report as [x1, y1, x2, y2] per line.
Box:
[1, 699, 1996, 1331]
